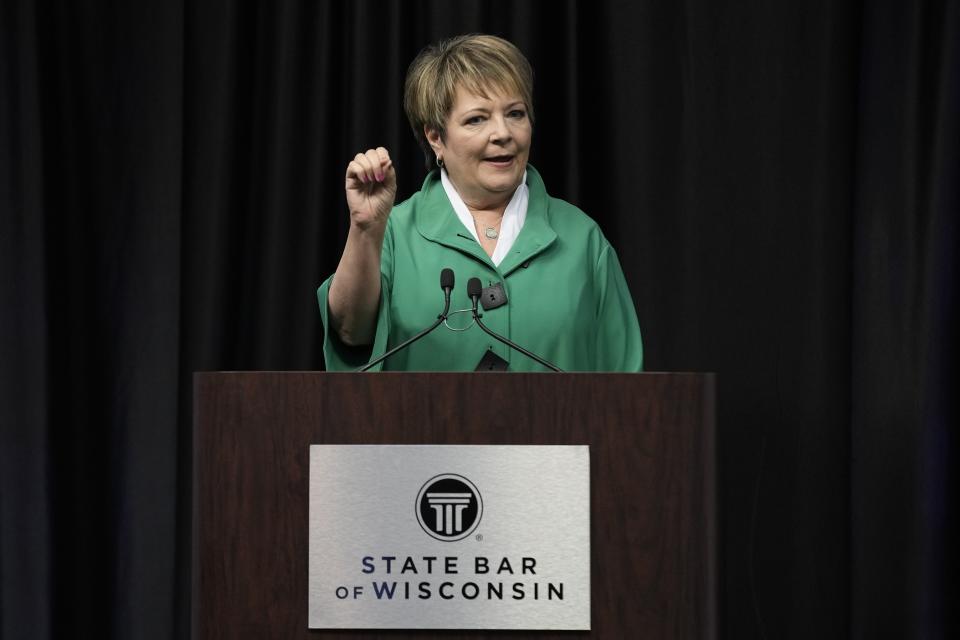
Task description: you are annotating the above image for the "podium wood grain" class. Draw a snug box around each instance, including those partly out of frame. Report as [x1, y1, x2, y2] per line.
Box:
[193, 372, 716, 639]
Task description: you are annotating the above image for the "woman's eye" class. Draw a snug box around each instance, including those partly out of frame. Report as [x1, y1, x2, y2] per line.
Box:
[508, 110, 526, 119]
[465, 116, 484, 125]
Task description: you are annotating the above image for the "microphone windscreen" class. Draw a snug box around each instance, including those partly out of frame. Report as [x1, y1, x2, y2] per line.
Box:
[467, 277, 483, 298]
[440, 268, 454, 290]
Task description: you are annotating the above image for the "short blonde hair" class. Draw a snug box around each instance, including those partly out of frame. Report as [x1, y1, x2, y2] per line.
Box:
[404, 34, 535, 168]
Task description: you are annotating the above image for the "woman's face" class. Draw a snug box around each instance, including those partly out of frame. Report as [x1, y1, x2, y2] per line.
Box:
[427, 85, 532, 210]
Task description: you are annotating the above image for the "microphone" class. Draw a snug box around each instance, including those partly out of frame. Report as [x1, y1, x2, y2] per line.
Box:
[440, 267, 454, 310]
[357, 269, 455, 372]
[466, 277, 483, 301]
[466, 277, 564, 372]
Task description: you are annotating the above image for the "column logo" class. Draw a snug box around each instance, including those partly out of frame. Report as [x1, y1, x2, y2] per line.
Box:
[416, 474, 483, 541]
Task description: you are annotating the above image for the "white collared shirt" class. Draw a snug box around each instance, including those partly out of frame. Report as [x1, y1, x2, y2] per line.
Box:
[440, 168, 528, 266]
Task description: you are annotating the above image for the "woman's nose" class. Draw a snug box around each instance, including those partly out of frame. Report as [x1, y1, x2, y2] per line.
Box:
[489, 115, 512, 143]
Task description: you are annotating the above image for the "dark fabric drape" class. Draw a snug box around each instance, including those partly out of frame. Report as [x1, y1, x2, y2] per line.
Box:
[1, 1, 955, 638]
[851, 1, 959, 637]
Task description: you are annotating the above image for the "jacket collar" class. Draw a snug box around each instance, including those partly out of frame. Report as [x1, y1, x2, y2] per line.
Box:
[414, 165, 557, 275]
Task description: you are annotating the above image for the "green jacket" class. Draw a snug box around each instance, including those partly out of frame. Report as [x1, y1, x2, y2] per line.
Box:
[317, 166, 643, 371]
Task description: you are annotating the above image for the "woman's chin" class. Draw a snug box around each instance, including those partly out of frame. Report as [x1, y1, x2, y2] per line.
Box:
[479, 168, 524, 192]
[480, 179, 520, 195]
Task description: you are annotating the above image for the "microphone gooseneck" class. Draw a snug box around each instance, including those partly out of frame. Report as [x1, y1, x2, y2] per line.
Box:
[466, 278, 563, 372]
[357, 268, 455, 372]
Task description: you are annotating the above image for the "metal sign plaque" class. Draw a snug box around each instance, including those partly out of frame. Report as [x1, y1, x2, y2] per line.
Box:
[308, 445, 590, 630]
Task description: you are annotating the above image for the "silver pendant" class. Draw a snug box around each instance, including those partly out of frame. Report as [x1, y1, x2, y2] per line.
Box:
[484, 227, 499, 239]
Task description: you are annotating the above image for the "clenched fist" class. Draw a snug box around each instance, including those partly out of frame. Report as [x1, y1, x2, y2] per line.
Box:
[345, 147, 397, 231]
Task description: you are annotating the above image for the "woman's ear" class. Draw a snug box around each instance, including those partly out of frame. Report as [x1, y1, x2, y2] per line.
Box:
[424, 125, 443, 153]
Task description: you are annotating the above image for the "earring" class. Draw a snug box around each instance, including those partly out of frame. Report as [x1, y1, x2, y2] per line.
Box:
[436, 156, 444, 168]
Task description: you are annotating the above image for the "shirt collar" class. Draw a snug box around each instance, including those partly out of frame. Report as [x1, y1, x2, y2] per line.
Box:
[440, 168, 527, 266]
[415, 165, 557, 275]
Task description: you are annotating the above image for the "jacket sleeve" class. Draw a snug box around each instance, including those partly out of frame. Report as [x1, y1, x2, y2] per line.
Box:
[315, 222, 395, 371]
[594, 243, 644, 371]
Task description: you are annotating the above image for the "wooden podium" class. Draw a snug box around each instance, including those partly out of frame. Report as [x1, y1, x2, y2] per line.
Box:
[193, 372, 716, 638]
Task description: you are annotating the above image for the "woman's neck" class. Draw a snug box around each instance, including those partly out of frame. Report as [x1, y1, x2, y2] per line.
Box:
[446, 176, 513, 218]
[466, 202, 507, 223]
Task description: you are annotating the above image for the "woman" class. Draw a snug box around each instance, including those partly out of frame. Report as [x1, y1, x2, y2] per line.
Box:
[318, 34, 642, 371]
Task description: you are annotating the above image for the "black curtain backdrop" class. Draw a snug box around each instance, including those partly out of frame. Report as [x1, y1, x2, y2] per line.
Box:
[1, 1, 956, 638]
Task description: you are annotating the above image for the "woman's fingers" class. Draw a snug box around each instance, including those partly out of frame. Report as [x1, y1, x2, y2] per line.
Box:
[346, 148, 394, 185]
[344, 146, 398, 229]
[376, 147, 392, 175]
[346, 153, 370, 184]
[348, 165, 375, 185]
[363, 149, 383, 181]
[377, 148, 395, 183]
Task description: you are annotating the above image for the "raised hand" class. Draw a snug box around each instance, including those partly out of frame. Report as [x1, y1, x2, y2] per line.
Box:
[344, 147, 397, 231]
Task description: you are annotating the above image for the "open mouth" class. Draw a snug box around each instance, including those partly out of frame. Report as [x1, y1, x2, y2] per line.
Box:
[484, 155, 515, 165]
